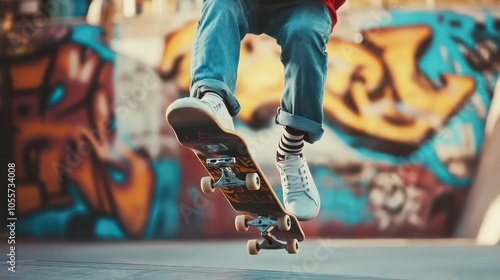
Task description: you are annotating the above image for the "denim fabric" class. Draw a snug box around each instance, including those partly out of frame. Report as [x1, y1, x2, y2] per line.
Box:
[190, 0, 332, 143]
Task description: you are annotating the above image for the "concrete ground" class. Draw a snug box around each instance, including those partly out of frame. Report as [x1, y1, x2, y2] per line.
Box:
[1, 239, 499, 280]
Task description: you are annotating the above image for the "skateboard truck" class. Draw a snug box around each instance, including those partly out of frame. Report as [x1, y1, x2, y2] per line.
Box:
[206, 156, 245, 188]
[248, 217, 286, 251]
[235, 214, 299, 255]
[201, 156, 260, 193]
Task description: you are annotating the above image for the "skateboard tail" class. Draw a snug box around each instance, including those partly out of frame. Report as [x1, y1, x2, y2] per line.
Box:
[167, 107, 240, 150]
[168, 108, 217, 147]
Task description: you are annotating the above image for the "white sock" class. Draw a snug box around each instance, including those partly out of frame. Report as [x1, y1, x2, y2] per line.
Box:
[202, 92, 223, 102]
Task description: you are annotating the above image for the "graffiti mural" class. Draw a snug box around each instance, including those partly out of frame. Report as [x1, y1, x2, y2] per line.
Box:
[0, 24, 181, 239]
[2, 9, 499, 239]
[325, 25, 476, 156]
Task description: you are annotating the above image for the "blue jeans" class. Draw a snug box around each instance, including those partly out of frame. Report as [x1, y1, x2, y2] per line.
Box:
[190, 0, 332, 143]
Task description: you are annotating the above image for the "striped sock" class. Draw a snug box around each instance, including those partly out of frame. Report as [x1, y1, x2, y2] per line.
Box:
[277, 126, 305, 161]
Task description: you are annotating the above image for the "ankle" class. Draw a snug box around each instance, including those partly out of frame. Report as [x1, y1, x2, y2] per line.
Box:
[285, 126, 305, 137]
[202, 92, 223, 102]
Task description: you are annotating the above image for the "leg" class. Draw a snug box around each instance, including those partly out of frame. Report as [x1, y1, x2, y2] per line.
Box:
[264, 1, 332, 220]
[265, 0, 332, 143]
[167, 0, 263, 130]
[190, 0, 258, 116]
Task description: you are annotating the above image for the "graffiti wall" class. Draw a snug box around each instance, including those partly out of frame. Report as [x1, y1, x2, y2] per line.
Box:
[161, 9, 500, 238]
[1, 24, 180, 239]
[2, 9, 499, 239]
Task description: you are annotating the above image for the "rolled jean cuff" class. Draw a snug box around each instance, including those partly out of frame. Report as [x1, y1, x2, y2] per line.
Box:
[275, 108, 324, 144]
[190, 79, 241, 117]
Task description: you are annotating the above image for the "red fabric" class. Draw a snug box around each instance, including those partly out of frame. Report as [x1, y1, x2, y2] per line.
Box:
[320, 0, 346, 30]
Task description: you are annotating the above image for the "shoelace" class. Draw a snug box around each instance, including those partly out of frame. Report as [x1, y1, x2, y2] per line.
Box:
[280, 164, 310, 194]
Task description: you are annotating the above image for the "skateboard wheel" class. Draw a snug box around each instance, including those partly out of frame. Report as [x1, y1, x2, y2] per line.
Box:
[247, 239, 260, 255]
[286, 239, 299, 254]
[200, 176, 215, 194]
[277, 215, 291, 232]
[246, 173, 260, 191]
[235, 215, 249, 232]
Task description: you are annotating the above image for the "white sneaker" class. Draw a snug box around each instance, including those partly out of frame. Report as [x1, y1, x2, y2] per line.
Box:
[166, 93, 234, 131]
[276, 155, 320, 221]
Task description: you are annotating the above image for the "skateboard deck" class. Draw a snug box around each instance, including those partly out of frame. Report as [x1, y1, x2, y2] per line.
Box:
[167, 106, 305, 255]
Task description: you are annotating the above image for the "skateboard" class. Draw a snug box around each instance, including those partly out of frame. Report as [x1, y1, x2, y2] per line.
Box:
[167, 106, 305, 255]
